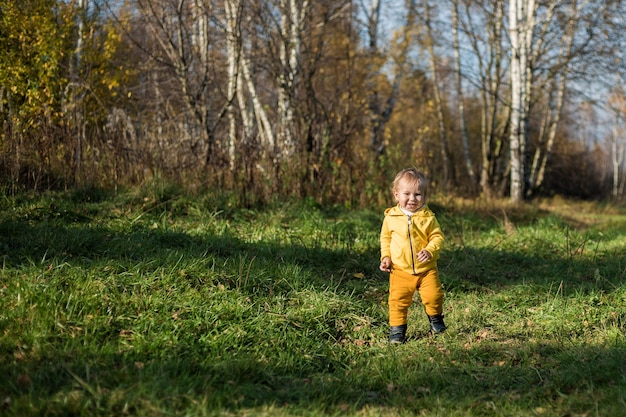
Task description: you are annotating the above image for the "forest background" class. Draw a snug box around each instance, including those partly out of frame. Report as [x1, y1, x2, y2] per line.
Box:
[1, 0, 626, 206]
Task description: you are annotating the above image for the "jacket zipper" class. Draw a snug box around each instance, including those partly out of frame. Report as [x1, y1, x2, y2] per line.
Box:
[407, 215, 416, 273]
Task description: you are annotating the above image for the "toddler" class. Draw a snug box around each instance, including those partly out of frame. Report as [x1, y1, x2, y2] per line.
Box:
[379, 168, 446, 343]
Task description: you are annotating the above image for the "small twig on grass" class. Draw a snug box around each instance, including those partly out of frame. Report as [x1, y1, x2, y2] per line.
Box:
[64, 365, 100, 398]
[129, 196, 181, 225]
[237, 255, 255, 290]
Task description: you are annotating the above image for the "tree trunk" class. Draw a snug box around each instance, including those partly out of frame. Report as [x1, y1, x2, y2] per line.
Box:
[72, 0, 88, 183]
[366, 0, 414, 157]
[527, 75, 565, 196]
[241, 48, 275, 153]
[424, 0, 450, 186]
[225, 0, 243, 170]
[452, 0, 476, 192]
[366, 0, 382, 155]
[611, 113, 625, 199]
[461, 0, 506, 199]
[277, 0, 308, 160]
[508, 0, 535, 203]
[526, 0, 577, 196]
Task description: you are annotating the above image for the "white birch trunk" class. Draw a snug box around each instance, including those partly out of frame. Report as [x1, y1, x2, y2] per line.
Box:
[277, 0, 308, 160]
[225, 0, 241, 169]
[241, 48, 275, 151]
[508, 0, 523, 202]
[508, 0, 535, 202]
[236, 63, 254, 146]
[611, 114, 625, 198]
[530, 78, 565, 194]
[527, 0, 582, 195]
[193, 0, 209, 71]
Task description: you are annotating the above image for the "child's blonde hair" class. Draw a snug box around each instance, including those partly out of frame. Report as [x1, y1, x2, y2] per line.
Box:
[392, 168, 428, 196]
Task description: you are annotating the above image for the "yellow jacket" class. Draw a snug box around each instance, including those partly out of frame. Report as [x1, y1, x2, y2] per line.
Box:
[380, 204, 444, 275]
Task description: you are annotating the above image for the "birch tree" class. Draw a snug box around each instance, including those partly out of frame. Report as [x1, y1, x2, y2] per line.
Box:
[455, 0, 508, 198]
[276, 0, 309, 159]
[524, 0, 626, 197]
[225, 0, 242, 168]
[134, 0, 235, 168]
[505, 0, 626, 200]
[240, 42, 275, 154]
[608, 87, 626, 199]
[508, 0, 535, 202]
[610, 113, 625, 199]
[224, 0, 276, 175]
[525, 6, 574, 196]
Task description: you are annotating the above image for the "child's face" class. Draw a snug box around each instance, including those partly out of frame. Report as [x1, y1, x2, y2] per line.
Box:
[393, 178, 425, 213]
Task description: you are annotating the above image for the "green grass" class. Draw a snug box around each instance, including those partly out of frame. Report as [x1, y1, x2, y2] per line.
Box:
[1, 190, 625, 416]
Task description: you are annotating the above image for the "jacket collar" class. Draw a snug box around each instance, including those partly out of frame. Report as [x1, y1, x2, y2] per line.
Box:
[386, 204, 431, 216]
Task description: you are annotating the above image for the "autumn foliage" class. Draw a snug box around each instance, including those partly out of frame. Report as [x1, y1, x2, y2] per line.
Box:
[0, 0, 624, 204]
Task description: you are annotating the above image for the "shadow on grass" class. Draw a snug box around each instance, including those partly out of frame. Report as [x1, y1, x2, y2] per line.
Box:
[2, 205, 624, 294]
[441, 244, 626, 296]
[3, 326, 626, 415]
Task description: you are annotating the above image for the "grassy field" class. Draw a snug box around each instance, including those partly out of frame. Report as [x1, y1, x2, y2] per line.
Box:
[1, 188, 625, 416]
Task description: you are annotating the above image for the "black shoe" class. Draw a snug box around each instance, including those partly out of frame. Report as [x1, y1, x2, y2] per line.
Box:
[389, 324, 407, 344]
[428, 315, 446, 334]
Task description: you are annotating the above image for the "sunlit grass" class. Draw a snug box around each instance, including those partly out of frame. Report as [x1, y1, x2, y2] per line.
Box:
[1, 190, 625, 416]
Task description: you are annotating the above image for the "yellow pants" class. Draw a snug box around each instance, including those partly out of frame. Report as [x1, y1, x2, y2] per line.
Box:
[388, 268, 444, 326]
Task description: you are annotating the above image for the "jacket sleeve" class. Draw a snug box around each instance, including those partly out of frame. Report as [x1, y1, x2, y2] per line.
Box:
[424, 216, 444, 257]
[380, 217, 392, 261]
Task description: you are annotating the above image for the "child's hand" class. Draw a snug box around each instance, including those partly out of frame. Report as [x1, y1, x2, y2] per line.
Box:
[379, 257, 392, 272]
[417, 249, 432, 263]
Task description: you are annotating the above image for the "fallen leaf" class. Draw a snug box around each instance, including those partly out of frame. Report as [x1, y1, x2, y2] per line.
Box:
[17, 374, 31, 389]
